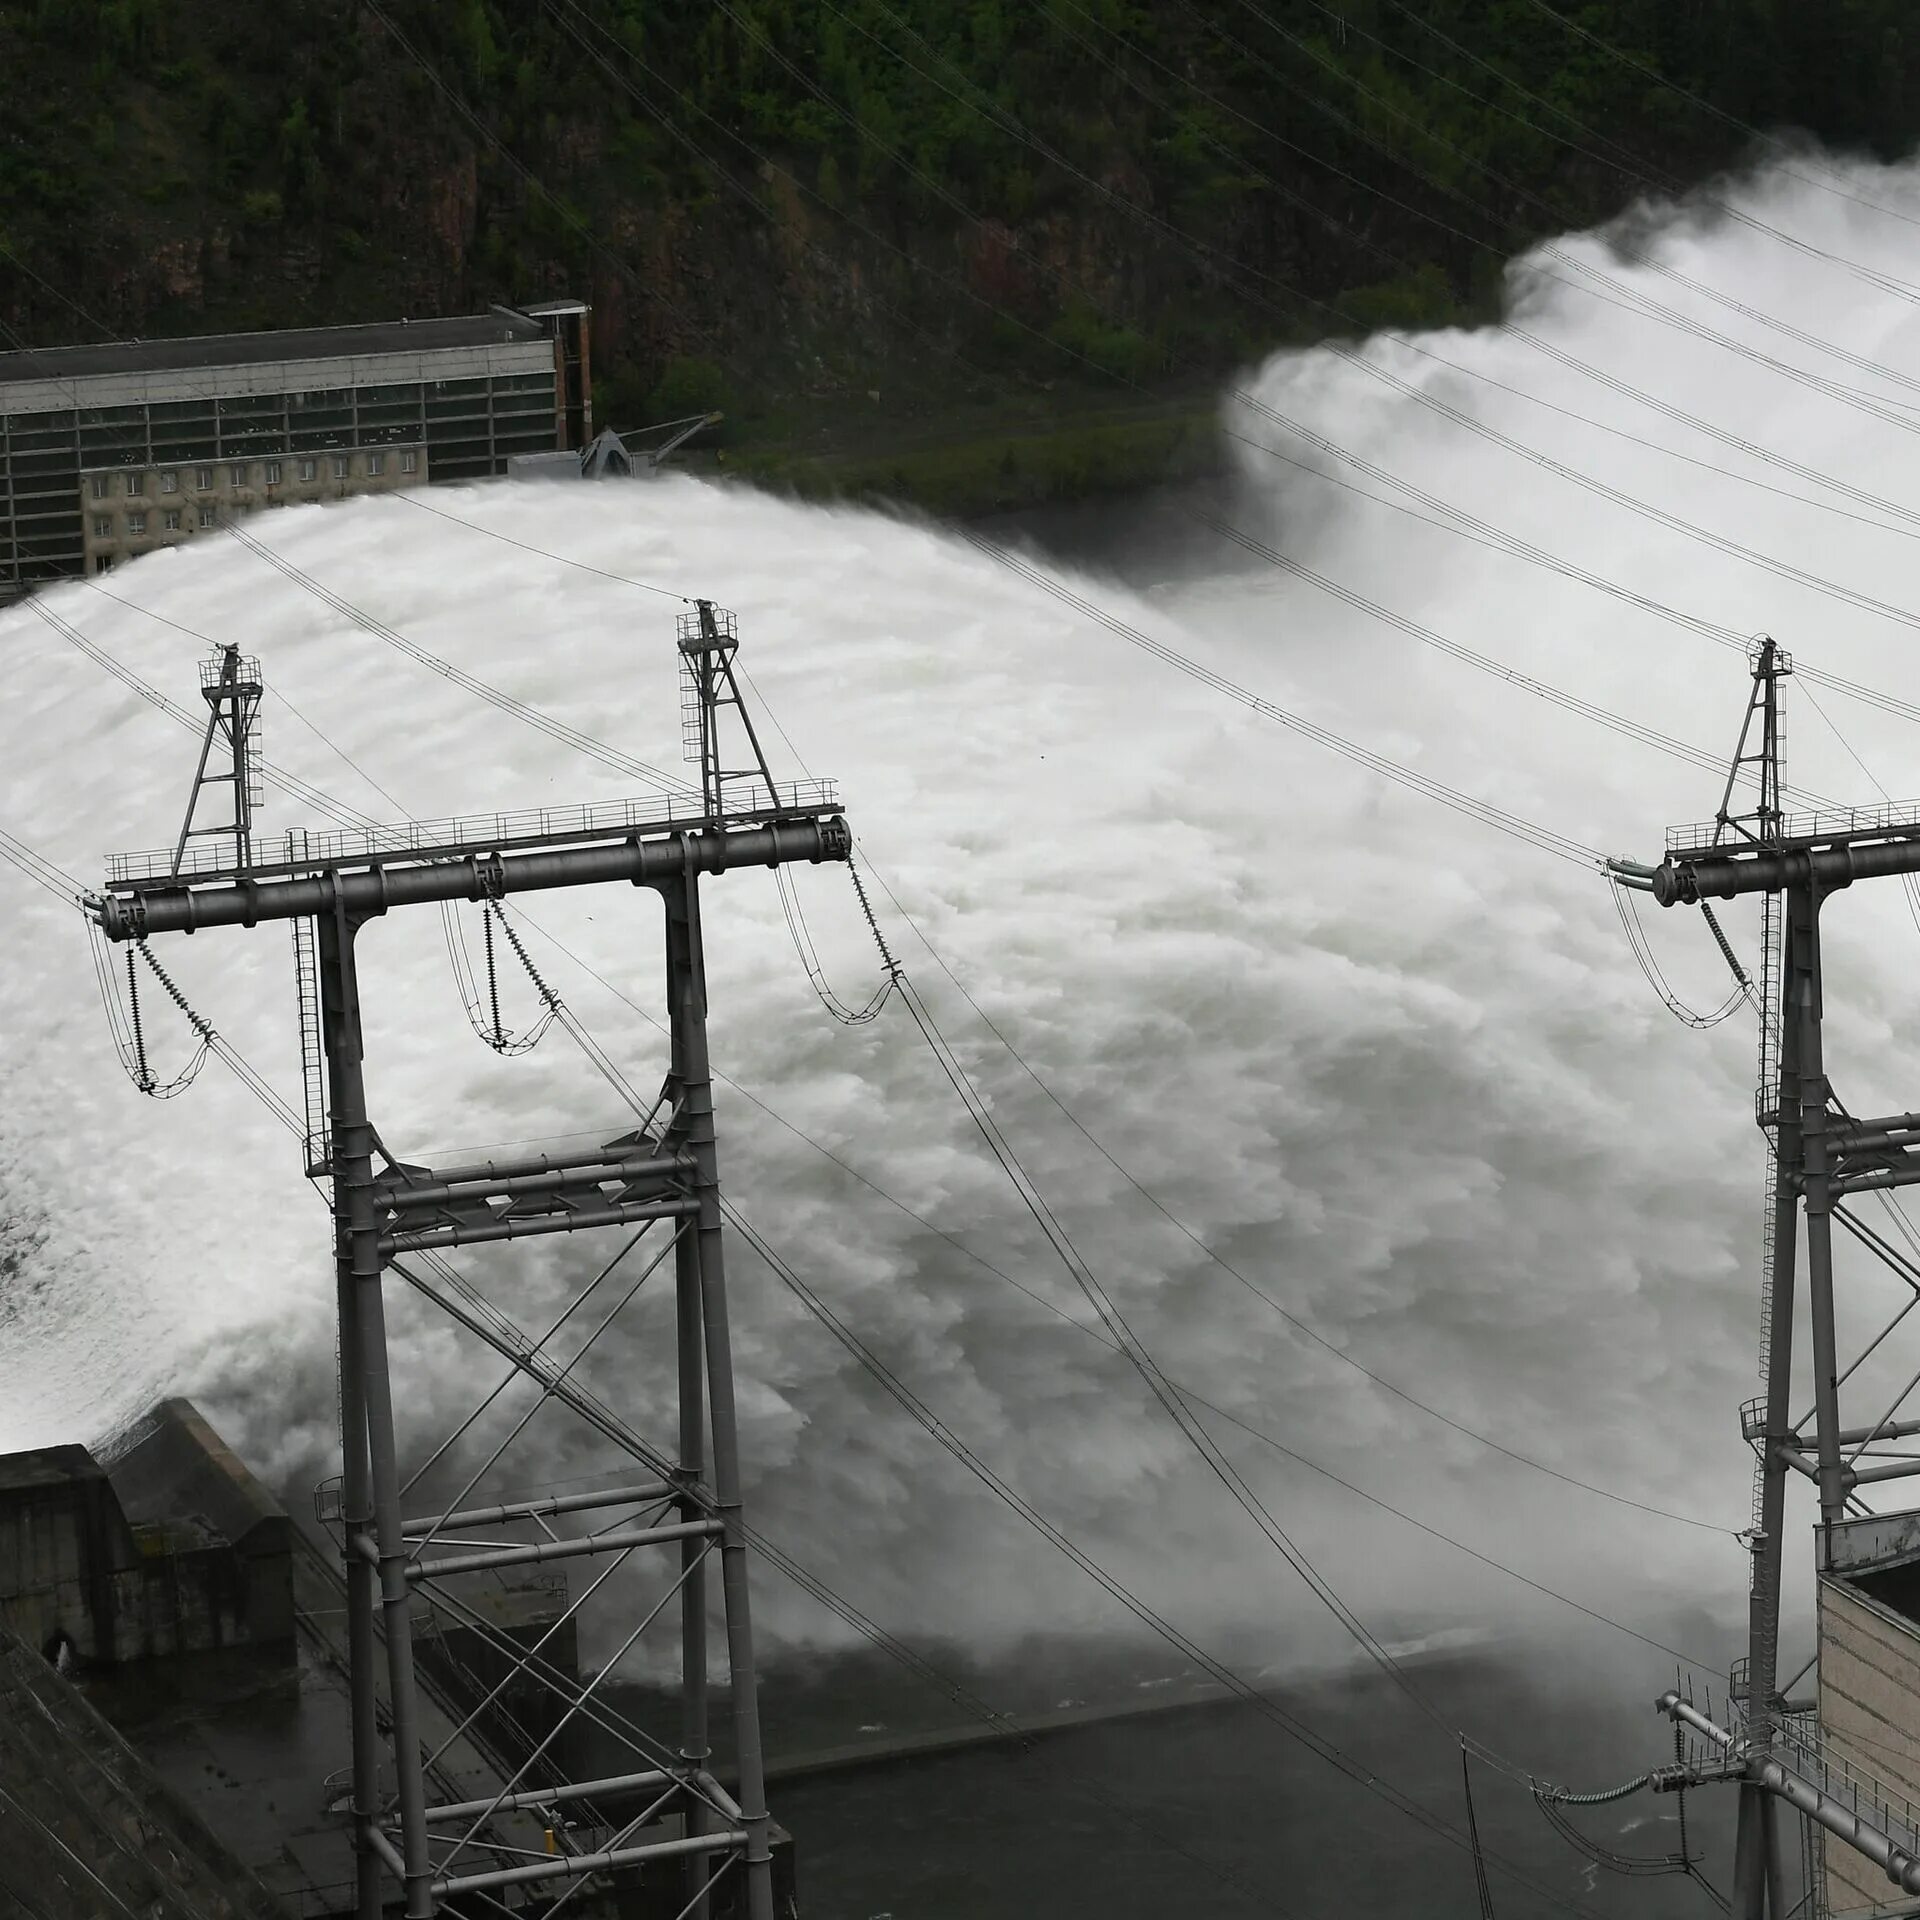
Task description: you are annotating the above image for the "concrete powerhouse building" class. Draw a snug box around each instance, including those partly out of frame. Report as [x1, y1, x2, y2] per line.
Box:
[0, 299, 590, 596]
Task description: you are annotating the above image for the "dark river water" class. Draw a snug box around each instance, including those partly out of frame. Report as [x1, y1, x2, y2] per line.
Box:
[580, 487, 1765, 1920]
[597, 1630, 1767, 1920]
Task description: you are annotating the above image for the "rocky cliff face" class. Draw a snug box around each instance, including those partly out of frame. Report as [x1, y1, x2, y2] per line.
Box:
[3, 2, 1915, 444]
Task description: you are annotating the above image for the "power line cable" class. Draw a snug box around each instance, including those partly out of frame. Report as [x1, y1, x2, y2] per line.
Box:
[1219, 0, 1920, 317]
[1290, 0, 1920, 343]
[609, 0, 1920, 738]
[18, 503, 1743, 1720]
[23, 597, 383, 834]
[31, 580, 1637, 1878]
[393, 491, 688, 599]
[855, 854, 1739, 1539]
[7, 849, 1287, 1920]
[0, 756, 1666, 1896]
[719, 1194, 1604, 1915]
[1027, 0, 1920, 533]
[231, 490, 1754, 1553]
[957, 530, 1601, 867]
[1516, 0, 1920, 230]
[890, 962, 1456, 1737]
[1191, 509, 1832, 803]
[224, 522, 695, 795]
[546, 0, 1920, 807]
[504, 874, 1738, 1570]
[846, 0, 1920, 450]
[21, 483, 1755, 1544]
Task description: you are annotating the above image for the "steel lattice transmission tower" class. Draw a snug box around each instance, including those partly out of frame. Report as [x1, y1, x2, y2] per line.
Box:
[1616, 640, 1920, 1917]
[93, 606, 847, 1919]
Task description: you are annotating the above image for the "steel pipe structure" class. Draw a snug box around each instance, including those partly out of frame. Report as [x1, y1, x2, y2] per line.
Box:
[421, 1769, 678, 1825]
[395, 1518, 724, 1583]
[92, 623, 830, 1920]
[1659, 1695, 1920, 1902]
[1639, 646, 1920, 1918]
[95, 815, 849, 938]
[433, 1826, 752, 1899]
[1655, 833, 1920, 905]
[377, 1195, 698, 1257]
[381, 1154, 690, 1214]
[401, 1480, 677, 1537]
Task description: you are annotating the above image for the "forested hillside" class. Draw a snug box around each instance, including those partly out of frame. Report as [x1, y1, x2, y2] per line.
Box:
[3, 1, 1916, 505]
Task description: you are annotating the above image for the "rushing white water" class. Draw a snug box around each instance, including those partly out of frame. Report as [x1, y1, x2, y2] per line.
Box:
[7, 152, 1920, 1676]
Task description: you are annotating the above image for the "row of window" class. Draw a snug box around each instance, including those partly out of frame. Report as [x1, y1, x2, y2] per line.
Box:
[97, 506, 215, 538]
[88, 450, 418, 499]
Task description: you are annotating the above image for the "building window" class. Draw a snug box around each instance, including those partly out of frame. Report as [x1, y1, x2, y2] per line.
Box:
[367, 452, 385, 476]
[160, 471, 179, 494]
[93, 517, 112, 540]
[331, 455, 348, 479]
[91, 474, 110, 500]
[94, 554, 114, 574]
[163, 509, 182, 532]
[230, 463, 248, 486]
[126, 513, 147, 536]
[125, 472, 144, 496]
[298, 458, 317, 482]
[264, 460, 282, 484]
[198, 504, 216, 529]
[196, 467, 213, 490]
[400, 450, 419, 474]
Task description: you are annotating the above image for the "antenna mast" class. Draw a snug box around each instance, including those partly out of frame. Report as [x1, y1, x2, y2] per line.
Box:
[679, 599, 779, 819]
[170, 643, 263, 875]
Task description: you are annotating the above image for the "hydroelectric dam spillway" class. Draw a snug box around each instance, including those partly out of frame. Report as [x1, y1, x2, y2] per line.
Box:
[12, 140, 1920, 1917]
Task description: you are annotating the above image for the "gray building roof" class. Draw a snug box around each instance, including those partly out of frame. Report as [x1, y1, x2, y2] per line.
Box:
[0, 309, 551, 386]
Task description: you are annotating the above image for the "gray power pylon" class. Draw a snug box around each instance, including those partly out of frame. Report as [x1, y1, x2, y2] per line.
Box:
[92, 607, 847, 1919]
[1617, 639, 1920, 1916]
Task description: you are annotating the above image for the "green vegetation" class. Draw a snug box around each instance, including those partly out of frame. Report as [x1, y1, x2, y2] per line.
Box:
[3, 2, 1918, 514]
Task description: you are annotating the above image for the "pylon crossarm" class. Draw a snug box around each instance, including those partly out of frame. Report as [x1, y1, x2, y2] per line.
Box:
[95, 812, 850, 939]
[385, 1518, 722, 1582]
[401, 1481, 678, 1538]
[420, 1770, 677, 1823]
[379, 1193, 698, 1256]
[435, 1827, 750, 1900]
[1655, 821, 1920, 905]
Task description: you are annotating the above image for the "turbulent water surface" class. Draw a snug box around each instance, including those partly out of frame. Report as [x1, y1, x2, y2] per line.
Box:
[6, 151, 1920, 1913]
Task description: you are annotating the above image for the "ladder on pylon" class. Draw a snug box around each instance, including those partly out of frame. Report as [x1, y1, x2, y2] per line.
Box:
[289, 833, 329, 1179]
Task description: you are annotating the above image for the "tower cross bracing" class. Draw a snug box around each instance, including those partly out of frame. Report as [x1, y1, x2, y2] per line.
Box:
[92, 611, 845, 1920]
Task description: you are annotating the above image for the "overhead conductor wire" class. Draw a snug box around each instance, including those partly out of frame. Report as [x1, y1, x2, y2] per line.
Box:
[43, 561, 1630, 1908]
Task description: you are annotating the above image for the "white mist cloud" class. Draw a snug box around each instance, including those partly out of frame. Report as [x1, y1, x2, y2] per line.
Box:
[6, 152, 1920, 1680]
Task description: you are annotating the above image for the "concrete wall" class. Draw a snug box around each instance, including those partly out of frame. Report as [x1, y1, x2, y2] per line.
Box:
[0, 1401, 294, 1666]
[0, 1625, 285, 1919]
[82, 441, 426, 573]
[0, 1447, 137, 1662]
[1819, 1573, 1920, 1915]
